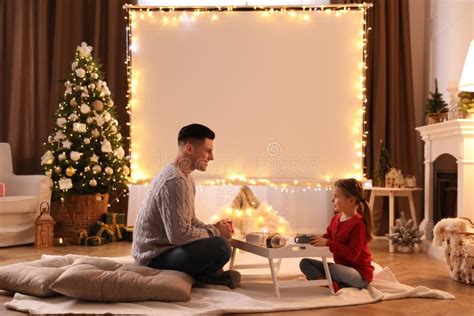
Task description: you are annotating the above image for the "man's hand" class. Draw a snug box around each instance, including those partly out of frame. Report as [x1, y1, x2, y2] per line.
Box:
[214, 220, 233, 239]
[309, 236, 328, 247]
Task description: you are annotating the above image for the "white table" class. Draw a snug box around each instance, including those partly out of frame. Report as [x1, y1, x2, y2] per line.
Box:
[366, 187, 422, 252]
[229, 239, 335, 297]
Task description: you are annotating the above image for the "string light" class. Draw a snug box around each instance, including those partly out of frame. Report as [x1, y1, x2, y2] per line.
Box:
[123, 3, 372, 185]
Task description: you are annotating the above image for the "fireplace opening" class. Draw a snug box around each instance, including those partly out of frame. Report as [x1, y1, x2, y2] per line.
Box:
[433, 154, 457, 225]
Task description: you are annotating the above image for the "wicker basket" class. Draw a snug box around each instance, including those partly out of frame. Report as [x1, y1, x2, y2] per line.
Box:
[64, 193, 109, 234]
[437, 217, 474, 285]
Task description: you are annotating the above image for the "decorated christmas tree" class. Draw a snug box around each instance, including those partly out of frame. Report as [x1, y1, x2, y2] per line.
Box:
[386, 212, 423, 249]
[41, 42, 129, 202]
[374, 139, 391, 187]
[425, 78, 448, 114]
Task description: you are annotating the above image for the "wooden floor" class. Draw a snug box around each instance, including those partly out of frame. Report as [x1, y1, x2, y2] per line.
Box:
[0, 239, 472, 315]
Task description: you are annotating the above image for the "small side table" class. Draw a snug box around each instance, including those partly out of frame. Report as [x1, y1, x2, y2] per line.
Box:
[365, 187, 422, 252]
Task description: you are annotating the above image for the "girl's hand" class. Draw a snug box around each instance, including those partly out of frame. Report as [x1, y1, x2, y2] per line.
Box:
[310, 236, 328, 247]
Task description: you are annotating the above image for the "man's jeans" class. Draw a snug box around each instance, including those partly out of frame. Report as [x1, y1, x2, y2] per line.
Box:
[299, 258, 369, 289]
[148, 236, 232, 280]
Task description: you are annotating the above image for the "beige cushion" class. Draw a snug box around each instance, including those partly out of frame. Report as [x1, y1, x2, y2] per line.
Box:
[0, 256, 75, 297]
[50, 257, 194, 302]
[0, 196, 37, 214]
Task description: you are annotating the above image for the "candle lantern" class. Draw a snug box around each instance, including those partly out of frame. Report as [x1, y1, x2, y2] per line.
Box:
[35, 202, 55, 248]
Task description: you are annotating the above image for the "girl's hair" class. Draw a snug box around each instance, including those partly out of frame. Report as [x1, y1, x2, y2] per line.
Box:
[335, 178, 373, 241]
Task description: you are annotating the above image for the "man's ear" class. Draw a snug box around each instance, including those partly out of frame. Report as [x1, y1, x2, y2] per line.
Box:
[183, 142, 194, 154]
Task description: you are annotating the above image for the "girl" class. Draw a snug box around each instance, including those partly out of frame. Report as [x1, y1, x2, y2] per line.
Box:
[300, 178, 374, 290]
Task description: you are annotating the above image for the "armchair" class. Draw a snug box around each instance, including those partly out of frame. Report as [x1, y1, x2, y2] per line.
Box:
[0, 143, 52, 246]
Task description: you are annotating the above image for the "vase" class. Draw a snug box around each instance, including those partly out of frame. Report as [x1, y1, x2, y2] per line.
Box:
[425, 112, 448, 125]
[397, 245, 414, 253]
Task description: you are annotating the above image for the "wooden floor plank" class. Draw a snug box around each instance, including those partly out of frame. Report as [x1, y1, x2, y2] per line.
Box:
[0, 239, 472, 315]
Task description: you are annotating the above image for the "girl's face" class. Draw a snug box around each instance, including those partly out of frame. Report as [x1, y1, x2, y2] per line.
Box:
[331, 187, 356, 214]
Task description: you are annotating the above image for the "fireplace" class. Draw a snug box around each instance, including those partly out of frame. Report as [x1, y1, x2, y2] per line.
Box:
[433, 154, 457, 225]
[416, 119, 474, 241]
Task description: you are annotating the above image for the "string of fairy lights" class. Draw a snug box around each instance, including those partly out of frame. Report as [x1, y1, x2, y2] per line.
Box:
[123, 3, 372, 192]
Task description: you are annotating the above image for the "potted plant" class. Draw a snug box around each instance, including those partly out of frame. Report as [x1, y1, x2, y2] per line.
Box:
[425, 78, 449, 124]
[386, 212, 424, 253]
[41, 42, 129, 239]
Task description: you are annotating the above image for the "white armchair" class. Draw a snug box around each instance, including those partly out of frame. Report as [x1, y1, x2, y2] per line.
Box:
[0, 143, 52, 247]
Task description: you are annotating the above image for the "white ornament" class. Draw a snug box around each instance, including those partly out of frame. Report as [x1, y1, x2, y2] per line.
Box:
[40, 151, 54, 165]
[101, 140, 112, 153]
[77, 42, 93, 58]
[92, 165, 102, 173]
[105, 167, 114, 175]
[94, 113, 105, 126]
[90, 153, 99, 163]
[107, 100, 114, 108]
[80, 103, 91, 114]
[70, 98, 77, 106]
[71, 61, 78, 70]
[88, 83, 95, 90]
[91, 129, 100, 138]
[62, 139, 72, 149]
[122, 165, 130, 176]
[83, 138, 91, 145]
[81, 89, 89, 99]
[89, 178, 97, 187]
[70, 151, 83, 161]
[115, 147, 125, 159]
[58, 152, 67, 161]
[73, 122, 87, 133]
[59, 178, 73, 190]
[92, 73, 99, 79]
[103, 111, 111, 122]
[84, 166, 91, 172]
[75, 68, 86, 78]
[68, 113, 79, 121]
[56, 117, 67, 127]
[86, 117, 94, 124]
[54, 131, 66, 141]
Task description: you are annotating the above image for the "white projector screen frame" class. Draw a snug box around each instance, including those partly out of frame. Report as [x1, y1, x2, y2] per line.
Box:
[127, 6, 367, 183]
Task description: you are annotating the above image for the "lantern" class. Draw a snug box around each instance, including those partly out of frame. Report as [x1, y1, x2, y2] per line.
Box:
[35, 202, 55, 248]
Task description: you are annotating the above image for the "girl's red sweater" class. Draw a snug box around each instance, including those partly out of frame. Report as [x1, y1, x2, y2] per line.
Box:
[323, 212, 374, 282]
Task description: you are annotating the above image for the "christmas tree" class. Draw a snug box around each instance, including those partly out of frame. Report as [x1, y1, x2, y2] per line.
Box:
[41, 42, 129, 202]
[386, 212, 423, 248]
[425, 78, 448, 114]
[374, 139, 391, 187]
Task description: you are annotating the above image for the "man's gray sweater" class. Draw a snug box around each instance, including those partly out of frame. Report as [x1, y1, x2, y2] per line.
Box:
[132, 163, 220, 266]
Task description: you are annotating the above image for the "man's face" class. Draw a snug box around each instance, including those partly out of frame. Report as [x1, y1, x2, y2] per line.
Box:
[187, 138, 214, 171]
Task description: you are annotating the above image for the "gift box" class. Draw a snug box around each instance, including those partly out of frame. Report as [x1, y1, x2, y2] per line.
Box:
[105, 212, 126, 242]
[106, 212, 126, 225]
[120, 226, 134, 242]
[0, 183, 5, 197]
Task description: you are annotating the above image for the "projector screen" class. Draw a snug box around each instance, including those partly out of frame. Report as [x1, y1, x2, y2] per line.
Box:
[129, 8, 365, 182]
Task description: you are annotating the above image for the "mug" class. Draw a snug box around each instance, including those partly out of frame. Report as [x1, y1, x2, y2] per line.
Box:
[294, 234, 314, 244]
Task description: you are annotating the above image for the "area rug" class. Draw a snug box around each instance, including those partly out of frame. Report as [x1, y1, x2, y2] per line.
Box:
[4, 253, 454, 315]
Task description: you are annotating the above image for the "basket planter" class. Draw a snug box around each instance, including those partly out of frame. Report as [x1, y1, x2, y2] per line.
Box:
[65, 193, 109, 233]
[51, 194, 109, 242]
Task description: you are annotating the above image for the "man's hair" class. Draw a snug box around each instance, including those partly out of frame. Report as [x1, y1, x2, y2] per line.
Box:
[178, 123, 215, 145]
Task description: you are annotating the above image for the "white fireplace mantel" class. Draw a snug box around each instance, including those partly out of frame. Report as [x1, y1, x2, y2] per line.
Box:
[416, 119, 474, 240]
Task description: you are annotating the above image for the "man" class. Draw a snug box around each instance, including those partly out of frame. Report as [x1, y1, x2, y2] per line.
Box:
[132, 123, 240, 288]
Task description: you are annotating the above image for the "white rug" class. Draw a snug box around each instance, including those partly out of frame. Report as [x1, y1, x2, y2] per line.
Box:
[4, 253, 455, 315]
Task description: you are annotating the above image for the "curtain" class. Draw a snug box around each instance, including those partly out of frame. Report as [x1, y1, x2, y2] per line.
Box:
[0, 0, 133, 212]
[331, 0, 420, 234]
